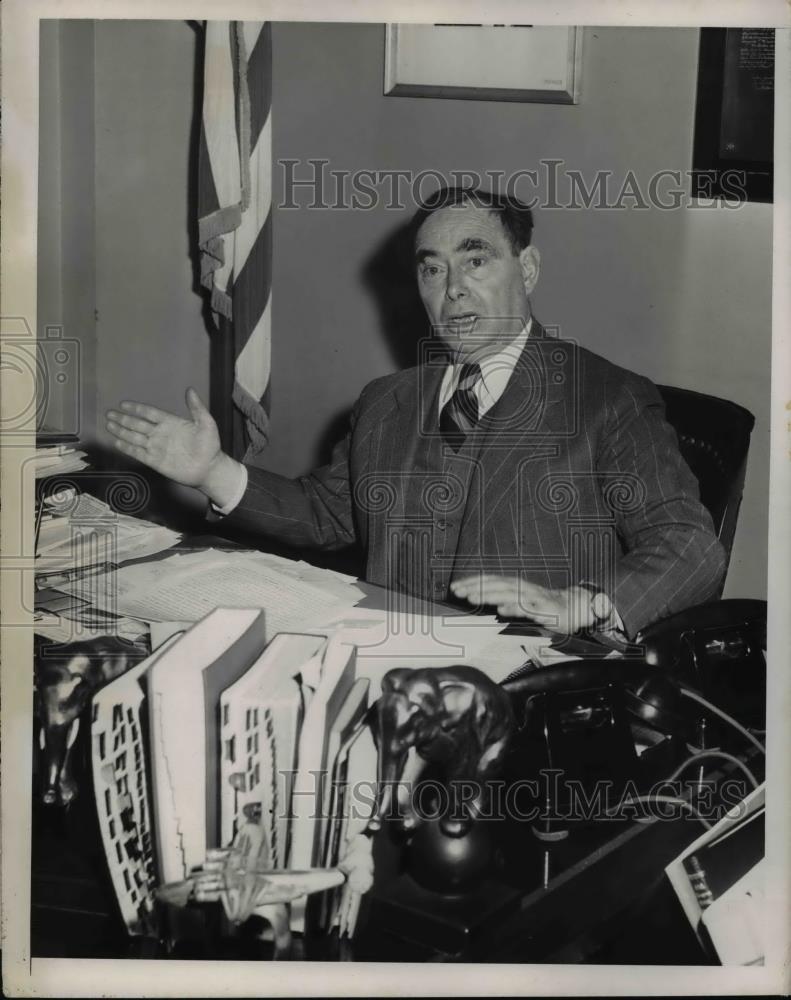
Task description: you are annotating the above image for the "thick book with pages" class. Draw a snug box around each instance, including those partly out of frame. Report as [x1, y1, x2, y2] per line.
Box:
[147, 608, 268, 883]
[218, 632, 327, 868]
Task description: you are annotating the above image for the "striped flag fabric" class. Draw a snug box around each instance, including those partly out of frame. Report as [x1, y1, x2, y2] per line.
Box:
[198, 21, 272, 460]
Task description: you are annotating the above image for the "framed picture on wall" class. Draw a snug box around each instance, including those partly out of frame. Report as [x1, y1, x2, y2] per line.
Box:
[692, 28, 774, 203]
[384, 24, 582, 104]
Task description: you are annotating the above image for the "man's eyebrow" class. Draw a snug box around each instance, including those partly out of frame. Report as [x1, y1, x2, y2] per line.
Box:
[415, 237, 499, 265]
[456, 237, 499, 255]
[415, 248, 438, 265]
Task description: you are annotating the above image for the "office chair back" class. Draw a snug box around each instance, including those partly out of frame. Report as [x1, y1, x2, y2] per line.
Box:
[657, 384, 755, 589]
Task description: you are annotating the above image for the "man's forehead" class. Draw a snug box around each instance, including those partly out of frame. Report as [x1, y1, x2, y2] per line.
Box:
[415, 203, 508, 253]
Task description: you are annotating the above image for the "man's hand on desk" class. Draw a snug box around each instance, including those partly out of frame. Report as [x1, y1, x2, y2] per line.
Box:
[450, 575, 608, 636]
[105, 388, 242, 509]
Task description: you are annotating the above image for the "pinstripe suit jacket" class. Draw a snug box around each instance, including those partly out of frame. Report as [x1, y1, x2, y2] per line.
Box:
[224, 327, 725, 638]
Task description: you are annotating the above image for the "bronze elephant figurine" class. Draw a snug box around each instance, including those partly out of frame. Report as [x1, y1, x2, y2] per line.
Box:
[367, 665, 514, 836]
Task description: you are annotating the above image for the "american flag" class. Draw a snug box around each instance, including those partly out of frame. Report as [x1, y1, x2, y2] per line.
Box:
[197, 21, 272, 460]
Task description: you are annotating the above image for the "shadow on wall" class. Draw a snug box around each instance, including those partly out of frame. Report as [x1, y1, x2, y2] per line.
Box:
[313, 214, 431, 468]
[362, 216, 431, 374]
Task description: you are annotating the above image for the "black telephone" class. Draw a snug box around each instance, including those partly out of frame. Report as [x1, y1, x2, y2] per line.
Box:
[499, 599, 767, 839]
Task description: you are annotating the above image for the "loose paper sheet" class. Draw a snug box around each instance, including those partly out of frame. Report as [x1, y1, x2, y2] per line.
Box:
[56, 549, 361, 634]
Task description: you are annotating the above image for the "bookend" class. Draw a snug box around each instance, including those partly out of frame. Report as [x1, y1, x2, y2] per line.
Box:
[367, 666, 515, 893]
[34, 634, 149, 806]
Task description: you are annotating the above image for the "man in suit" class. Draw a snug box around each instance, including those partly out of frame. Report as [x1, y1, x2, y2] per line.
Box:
[106, 187, 725, 640]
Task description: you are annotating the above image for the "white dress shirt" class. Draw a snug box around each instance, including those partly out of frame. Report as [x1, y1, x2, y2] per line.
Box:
[438, 318, 532, 418]
[212, 461, 248, 515]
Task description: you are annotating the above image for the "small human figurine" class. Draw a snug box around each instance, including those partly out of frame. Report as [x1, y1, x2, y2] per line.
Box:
[334, 832, 376, 937]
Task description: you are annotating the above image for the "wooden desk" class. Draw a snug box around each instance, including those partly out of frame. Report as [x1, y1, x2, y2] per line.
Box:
[32, 680, 759, 965]
[352, 810, 715, 963]
[30, 520, 759, 965]
[30, 756, 715, 964]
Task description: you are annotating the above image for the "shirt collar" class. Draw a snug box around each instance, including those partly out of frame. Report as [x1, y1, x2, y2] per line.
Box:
[440, 316, 533, 415]
[477, 316, 533, 399]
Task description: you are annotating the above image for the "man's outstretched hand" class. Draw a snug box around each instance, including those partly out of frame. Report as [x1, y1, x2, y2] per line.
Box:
[105, 388, 240, 508]
[450, 574, 595, 635]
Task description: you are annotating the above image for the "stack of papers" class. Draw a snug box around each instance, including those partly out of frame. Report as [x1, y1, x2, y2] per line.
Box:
[36, 489, 182, 576]
[34, 445, 89, 477]
[235, 549, 361, 605]
[55, 548, 365, 637]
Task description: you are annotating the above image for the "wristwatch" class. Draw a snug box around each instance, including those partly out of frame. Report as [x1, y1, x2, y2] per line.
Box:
[579, 584, 613, 628]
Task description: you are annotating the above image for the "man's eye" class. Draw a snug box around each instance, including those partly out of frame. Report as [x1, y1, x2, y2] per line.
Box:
[420, 264, 440, 278]
[468, 256, 487, 268]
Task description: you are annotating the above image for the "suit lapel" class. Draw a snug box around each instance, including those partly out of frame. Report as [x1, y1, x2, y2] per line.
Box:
[390, 361, 445, 468]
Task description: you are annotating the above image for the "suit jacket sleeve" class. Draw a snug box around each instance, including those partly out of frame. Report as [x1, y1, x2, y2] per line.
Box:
[217, 398, 361, 551]
[589, 375, 726, 638]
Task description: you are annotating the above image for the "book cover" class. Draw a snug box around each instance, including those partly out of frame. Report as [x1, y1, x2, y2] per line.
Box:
[665, 782, 766, 963]
[288, 635, 357, 871]
[318, 676, 370, 869]
[91, 633, 181, 934]
[682, 807, 765, 911]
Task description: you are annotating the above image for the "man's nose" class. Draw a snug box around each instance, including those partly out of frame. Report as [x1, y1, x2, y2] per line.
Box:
[445, 266, 467, 301]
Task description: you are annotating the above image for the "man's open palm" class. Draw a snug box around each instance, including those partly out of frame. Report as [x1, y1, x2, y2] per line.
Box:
[106, 388, 221, 489]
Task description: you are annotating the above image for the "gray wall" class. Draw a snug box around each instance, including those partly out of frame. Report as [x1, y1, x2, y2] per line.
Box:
[93, 20, 208, 444]
[37, 20, 97, 442]
[38, 21, 772, 599]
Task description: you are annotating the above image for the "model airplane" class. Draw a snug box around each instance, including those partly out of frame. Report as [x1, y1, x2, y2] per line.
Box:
[155, 820, 373, 956]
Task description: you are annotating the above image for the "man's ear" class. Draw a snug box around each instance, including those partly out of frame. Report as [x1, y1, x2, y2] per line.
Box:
[519, 244, 541, 295]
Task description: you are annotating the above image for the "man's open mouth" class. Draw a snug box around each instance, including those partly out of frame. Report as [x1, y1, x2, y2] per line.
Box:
[444, 313, 479, 327]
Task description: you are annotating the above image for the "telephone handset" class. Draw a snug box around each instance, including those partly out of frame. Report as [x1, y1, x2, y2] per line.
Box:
[502, 599, 767, 737]
[639, 598, 765, 699]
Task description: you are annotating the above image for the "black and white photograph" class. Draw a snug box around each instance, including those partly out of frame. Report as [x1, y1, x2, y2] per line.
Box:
[1, 1, 790, 996]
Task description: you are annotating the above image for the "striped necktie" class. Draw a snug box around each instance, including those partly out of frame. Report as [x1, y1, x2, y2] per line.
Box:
[440, 362, 482, 451]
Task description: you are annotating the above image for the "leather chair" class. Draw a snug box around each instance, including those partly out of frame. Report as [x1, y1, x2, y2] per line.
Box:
[657, 384, 755, 589]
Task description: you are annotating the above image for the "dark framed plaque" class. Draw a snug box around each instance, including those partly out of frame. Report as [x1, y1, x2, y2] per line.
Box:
[692, 28, 774, 203]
